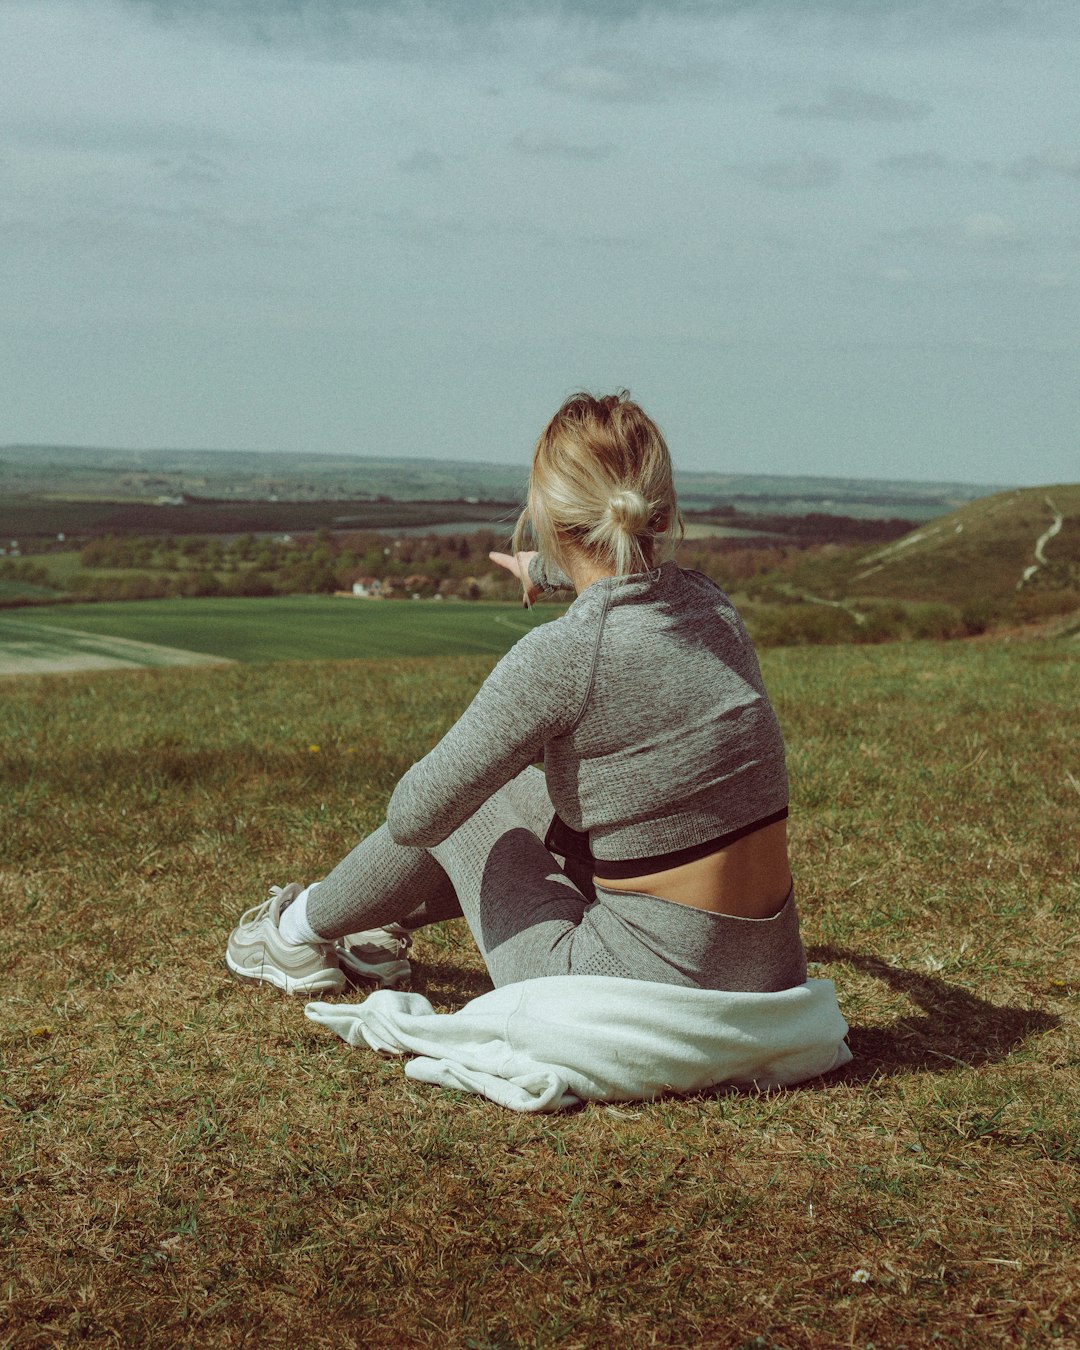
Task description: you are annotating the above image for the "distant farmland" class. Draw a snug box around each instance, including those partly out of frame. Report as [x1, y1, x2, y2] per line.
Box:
[1, 442, 1003, 524]
[0, 496, 518, 541]
[0, 596, 563, 671]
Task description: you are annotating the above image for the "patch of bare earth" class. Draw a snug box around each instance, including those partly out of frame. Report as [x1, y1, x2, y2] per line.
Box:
[0, 623, 234, 677]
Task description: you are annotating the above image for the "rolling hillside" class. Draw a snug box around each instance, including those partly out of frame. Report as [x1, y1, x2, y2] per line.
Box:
[800, 485, 1080, 607]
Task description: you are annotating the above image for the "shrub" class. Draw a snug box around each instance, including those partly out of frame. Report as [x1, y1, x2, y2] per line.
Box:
[855, 603, 906, 644]
[744, 583, 788, 605]
[117, 573, 170, 601]
[907, 602, 964, 640]
[222, 570, 277, 598]
[1013, 587, 1080, 623]
[0, 559, 53, 587]
[173, 570, 223, 598]
[747, 603, 859, 647]
[959, 596, 1003, 636]
[66, 571, 170, 601]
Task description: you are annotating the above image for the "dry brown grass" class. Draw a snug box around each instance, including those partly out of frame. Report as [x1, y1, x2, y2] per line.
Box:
[2, 643, 1078, 1348]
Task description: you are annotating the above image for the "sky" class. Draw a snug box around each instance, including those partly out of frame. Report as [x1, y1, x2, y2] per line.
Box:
[2, 0, 1078, 485]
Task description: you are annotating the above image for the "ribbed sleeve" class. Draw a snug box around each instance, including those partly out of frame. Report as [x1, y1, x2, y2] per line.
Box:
[386, 619, 588, 848]
[527, 553, 575, 593]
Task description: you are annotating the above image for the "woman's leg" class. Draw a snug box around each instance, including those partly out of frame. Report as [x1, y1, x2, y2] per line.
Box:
[305, 824, 459, 938]
[403, 764, 569, 930]
[306, 766, 592, 987]
[304, 767, 555, 931]
[307, 765, 558, 937]
[426, 778, 590, 987]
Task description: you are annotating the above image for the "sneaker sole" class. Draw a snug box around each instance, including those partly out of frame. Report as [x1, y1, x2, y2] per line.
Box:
[336, 953, 412, 990]
[224, 951, 346, 996]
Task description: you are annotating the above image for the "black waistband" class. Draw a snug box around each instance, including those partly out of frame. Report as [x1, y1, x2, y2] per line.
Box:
[544, 807, 789, 880]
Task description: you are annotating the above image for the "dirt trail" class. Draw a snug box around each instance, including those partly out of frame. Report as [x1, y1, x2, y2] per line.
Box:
[1018, 496, 1064, 587]
[778, 584, 866, 624]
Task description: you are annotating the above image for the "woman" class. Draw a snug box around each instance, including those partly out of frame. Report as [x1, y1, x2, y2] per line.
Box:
[226, 392, 805, 997]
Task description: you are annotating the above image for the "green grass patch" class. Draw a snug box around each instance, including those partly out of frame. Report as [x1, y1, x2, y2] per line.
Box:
[0, 596, 563, 664]
[1, 641, 1077, 1345]
[0, 580, 56, 601]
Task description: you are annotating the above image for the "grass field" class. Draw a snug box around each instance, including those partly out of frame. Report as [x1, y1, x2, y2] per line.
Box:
[0, 597, 562, 669]
[0, 581, 56, 602]
[2, 639, 1077, 1346]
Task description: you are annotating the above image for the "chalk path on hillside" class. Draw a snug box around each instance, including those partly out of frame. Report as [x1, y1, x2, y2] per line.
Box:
[0, 618, 235, 677]
[1018, 496, 1065, 587]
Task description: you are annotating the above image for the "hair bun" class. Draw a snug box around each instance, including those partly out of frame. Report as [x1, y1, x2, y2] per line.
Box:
[606, 489, 650, 534]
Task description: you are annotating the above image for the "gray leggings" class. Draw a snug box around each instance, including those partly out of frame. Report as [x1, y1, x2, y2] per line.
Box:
[306, 767, 806, 993]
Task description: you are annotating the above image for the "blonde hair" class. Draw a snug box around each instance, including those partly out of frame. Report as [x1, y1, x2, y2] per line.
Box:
[512, 391, 684, 581]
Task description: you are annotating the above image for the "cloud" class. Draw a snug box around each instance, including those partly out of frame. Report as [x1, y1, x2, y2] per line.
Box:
[727, 153, 842, 191]
[961, 212, 1023, 247]
[372, 207, 493, 245]
[509, 131, 615, 161]
[880, 213, 1032, 254]
[778, 84, 930, 123]
[540, 61, 652, 102]
[877, 151, 1080, 183]
[1031, 270, 1076, 290]
[539, 52, 721, 103]
[398, 149, 444, 173]
[1005, 152, 1080, 182]
[155, 151, 227, 185]
[76, 1, 1075, 75]
[118, 0, 1068, 34]
[876, 150, 993, 177]
[371, 205, 639, 252]
[877, 150, 953, 174]
[117, 0, 502, 63]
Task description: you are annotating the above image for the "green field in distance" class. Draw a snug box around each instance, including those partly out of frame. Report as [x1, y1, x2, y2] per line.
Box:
[0, 595, 563, 665]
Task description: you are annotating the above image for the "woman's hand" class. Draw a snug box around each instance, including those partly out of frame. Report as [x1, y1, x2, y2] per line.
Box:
[489, 550, 540, 606]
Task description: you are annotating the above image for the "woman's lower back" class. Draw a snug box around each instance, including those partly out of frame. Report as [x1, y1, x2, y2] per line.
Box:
[599, 819, 793, 918]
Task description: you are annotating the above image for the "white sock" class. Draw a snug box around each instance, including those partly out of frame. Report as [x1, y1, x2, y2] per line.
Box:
[278, 884, 324, 947]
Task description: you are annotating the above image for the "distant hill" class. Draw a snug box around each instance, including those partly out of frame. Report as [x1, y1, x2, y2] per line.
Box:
[0, 444, 1004, 522]
[834, 485, 1080, 604]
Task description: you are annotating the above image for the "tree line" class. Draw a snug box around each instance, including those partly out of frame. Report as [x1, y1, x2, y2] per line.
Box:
[64, 526, 870, 603]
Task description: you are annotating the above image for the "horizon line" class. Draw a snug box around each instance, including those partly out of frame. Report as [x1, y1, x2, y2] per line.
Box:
[0, 442, 1019, 493]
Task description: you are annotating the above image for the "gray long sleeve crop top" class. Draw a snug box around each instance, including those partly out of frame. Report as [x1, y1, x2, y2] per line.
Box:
[385, 559, 789, 872]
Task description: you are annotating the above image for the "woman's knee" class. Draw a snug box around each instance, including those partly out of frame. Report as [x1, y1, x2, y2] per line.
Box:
[499, 765, 555, 839]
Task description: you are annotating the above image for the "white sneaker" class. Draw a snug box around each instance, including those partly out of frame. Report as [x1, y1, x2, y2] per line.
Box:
[336, 923, 412, 989]
[226, 883, 347, 995]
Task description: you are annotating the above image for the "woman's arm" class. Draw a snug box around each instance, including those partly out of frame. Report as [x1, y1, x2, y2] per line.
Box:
[386, 620, 584, 848]
[527, 553, 575, 593]
[489, 550, 575, 602]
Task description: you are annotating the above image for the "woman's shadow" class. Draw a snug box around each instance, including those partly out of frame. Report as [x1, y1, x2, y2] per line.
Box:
[408, 958, 493, 1011]
[401, 941, 1062, 1073]
[808, 944, 1061, 1081]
